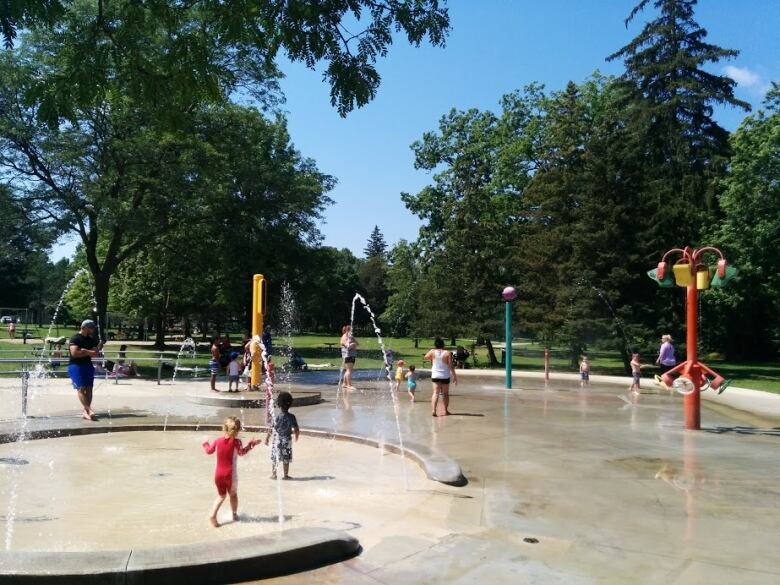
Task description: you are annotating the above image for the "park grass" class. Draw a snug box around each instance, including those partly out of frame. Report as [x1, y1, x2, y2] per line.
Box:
[1, 333, 778, 393]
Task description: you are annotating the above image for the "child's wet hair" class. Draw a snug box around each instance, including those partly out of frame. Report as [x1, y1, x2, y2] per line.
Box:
[223, 416, 242, 437]
[409, 365, 416, 371]
[277, 391, 293, 411]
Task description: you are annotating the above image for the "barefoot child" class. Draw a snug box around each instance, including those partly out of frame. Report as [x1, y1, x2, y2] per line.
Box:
[265, 391, 299, 479]
[579, 355, 590, 387]
[226, 352, 241, 392]
[406, 365, 418, 402]
[629, 353, 647, 394]
[393, 359, 405, 392]
[202, 417, 260, 527]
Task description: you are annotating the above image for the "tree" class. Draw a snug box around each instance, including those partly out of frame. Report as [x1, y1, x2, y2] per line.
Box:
[295, 247, 361, 332]
[706, 84, 780, 357]
[358, 255, 389, 318]
[607, 0, 750, 252]
[0, 184, 55, 310]
[0, 50, 207, 339]
[402, 93, 539, 350]
[0, 36, 333, 339]
[106, 105, 334, 346]
[1, 0, 450, 122]
[381, 240, 422, 339]
[364, 225, 388, 260]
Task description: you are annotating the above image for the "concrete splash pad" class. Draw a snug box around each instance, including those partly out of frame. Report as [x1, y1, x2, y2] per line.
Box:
[0, 430, 438, 582]
[2, 373, 780, 584]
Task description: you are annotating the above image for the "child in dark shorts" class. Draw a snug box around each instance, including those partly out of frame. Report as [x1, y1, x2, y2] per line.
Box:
[579, 355, 590, 387]
[630, 353, 647, 394]
[265, 391, 300, 479]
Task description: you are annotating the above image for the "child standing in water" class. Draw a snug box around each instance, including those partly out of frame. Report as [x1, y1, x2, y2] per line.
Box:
[393, 359, 405, 392]
[629, 353, 646, 394]
[202, 417, 260, 527]
[226, 351, 241, 392]
[265, 391, 300, 480]
[579, 355, 590, 387]
[405, 365, 418, 402]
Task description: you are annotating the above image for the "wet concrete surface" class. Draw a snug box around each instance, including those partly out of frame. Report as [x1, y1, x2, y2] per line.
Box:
[1, 373, 779, 583]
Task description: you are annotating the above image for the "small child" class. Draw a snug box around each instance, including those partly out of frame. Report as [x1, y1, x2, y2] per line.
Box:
[629, 353, 646, 394]
[406, 364, 418, 402]
[202, 417, 260, 527]
[393, 359, 405, 392]
[579, 355, 590, 387]
[242, 340, 253, 391]
[51, 343, 63, 369]
[226, 351, 241, 392]
[265, 391, 300, 480]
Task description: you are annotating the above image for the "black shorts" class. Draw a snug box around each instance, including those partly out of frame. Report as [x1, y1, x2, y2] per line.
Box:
[344, 357, 356, 365]
[431, 377, 450, 385]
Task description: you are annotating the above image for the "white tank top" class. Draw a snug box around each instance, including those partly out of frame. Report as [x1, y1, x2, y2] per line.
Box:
[431, 349, 449, 379]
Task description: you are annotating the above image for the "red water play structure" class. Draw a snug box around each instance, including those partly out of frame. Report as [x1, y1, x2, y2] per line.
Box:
[648, 246, 738, 430]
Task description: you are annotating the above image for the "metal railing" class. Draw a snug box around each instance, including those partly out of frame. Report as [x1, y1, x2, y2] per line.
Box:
[0, 351, 213, 417]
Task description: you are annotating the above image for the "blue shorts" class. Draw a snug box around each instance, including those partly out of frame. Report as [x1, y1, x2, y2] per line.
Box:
[68, 363, 95, 389]
[209, 359, 219, 374]
[407, 381, 417, 391]
[581, 371, 589, 381]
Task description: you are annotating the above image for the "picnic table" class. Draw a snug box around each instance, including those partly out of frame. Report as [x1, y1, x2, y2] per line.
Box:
[323, 342, 337, 353]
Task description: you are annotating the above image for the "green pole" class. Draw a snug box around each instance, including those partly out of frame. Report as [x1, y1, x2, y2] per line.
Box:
[505, 300, 512, 389]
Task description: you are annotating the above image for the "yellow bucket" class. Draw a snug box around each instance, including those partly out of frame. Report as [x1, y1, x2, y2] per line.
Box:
[672, 263, 693, 287]
[696, 267, 711, 290]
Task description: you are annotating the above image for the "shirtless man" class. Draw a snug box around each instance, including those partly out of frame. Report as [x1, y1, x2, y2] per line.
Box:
[210, 336, 221, 392]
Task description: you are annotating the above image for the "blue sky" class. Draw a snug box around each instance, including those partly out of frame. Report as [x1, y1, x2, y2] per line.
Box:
[50, 0, 779, 261]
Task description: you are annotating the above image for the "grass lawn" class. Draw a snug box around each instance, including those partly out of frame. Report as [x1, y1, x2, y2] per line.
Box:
[1, 333, 778, 394]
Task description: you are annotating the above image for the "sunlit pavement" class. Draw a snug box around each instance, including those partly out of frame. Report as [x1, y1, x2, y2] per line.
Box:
[1, 373, 779, 584]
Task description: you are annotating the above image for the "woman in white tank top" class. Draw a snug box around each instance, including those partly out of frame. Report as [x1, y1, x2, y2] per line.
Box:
[423, 337, 457, 416]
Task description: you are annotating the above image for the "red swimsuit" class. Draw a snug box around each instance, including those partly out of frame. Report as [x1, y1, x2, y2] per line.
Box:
[202, 436, 255, 495]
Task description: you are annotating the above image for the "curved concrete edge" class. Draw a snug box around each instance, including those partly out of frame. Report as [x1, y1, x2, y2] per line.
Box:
[0, 527, 359, 585]
[699, 386, 780, 424]
[187, 391, 322, 408]
[451, 368, 780, 423]
[302, 427, 468, 487]
[0, 423, 468, 487]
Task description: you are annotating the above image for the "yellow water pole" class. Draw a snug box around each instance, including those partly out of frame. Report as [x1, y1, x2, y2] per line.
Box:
[251, 274, 266, 388]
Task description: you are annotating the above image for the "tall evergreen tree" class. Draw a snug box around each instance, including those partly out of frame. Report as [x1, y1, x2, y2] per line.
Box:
[363, 226, 388, 260]
[607, 0, 750, 249]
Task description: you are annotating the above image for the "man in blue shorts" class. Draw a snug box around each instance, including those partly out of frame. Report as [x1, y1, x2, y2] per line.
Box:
[68, 319, 102, 421]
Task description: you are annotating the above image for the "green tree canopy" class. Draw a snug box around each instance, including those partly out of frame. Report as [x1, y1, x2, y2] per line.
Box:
[2, 0, 450, 123]
[705, 84, 780, 357]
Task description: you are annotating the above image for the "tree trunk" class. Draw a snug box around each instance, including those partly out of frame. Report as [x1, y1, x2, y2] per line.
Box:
[485, 339, 500, 366]
[619, 344, 631, 375]
[570, 344, 582, 369]
[450, 336, 456, 346]
[92, 272, 110, 344]
[414, 337, 419, 349]
[154, 313, 166, 350]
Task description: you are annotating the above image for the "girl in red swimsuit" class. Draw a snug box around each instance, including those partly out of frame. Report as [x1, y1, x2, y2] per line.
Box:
[202, 417, 260, 527]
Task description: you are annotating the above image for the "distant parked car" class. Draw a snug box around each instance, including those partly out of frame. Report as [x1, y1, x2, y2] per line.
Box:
[1, 316, 13, 324]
